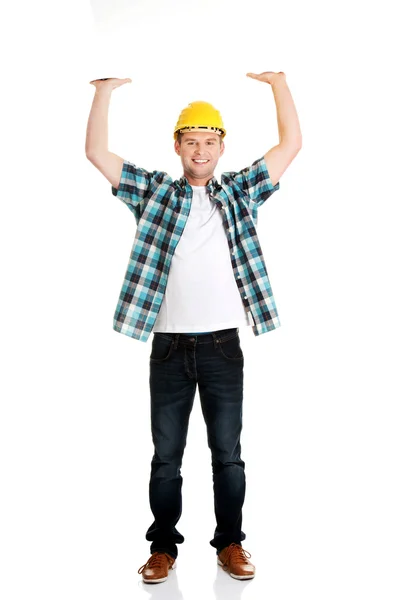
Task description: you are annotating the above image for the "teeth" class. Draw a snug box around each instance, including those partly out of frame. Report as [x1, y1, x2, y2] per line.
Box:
[193, 159, 208, 163]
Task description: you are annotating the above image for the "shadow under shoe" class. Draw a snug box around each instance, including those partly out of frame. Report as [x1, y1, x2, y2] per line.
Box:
[138, 551, 176, 583]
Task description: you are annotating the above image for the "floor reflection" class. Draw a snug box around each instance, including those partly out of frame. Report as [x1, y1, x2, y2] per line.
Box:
[213, 564, 253, 600]
[138, 567, 184, 600]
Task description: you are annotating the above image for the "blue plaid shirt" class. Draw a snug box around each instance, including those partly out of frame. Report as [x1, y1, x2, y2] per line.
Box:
[111, 156, 281, 342]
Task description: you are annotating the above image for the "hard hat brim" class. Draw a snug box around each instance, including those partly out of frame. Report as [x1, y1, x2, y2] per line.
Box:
[174, 126, 225, 140]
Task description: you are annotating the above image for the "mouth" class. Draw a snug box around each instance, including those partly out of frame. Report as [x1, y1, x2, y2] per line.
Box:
[192, 159, 210, 165]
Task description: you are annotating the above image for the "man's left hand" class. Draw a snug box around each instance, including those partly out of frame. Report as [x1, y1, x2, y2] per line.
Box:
[246, 71, 286, 85]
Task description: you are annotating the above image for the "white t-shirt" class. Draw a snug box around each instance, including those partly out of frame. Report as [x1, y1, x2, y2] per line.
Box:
[153, 185, 253, 333]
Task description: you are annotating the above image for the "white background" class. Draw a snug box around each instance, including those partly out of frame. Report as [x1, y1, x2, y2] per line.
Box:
[1, 0, 399, 599]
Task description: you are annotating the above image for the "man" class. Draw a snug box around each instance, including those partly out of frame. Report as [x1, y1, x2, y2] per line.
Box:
[85, 72, 302, 583]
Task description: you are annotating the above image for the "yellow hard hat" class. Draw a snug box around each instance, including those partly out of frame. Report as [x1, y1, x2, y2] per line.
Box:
[174, 101, 226, 140]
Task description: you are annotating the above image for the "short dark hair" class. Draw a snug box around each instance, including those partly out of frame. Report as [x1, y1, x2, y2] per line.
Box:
[176, 132, 223, 145]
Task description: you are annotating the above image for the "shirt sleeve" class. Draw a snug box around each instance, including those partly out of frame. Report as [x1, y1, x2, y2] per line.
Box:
[229, 156, 280, 208]
[111, 160, 157, 216]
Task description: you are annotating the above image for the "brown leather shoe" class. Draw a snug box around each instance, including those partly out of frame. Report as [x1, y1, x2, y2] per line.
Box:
[138, 551, 176, 583]
[218, 543, 256, 579]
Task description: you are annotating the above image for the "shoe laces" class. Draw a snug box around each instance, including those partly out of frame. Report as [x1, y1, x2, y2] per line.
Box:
[221, 543, 252, 569]
[138, 551, 174, 574]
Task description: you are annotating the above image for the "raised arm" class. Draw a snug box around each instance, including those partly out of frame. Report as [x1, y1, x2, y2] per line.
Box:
[85, 77, 132, 189]
[246, 71, 302, 186]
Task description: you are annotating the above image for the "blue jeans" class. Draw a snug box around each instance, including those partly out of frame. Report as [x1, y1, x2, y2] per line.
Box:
[146, 327, 246, 558]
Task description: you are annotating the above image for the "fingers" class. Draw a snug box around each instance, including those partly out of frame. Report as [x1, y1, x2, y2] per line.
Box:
[89, 77, 132, 86]
[89, 78, 112, 83]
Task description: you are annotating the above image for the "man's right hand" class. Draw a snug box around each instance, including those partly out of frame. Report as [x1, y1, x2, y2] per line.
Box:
[89, 77, 132, 91]
[86, 78, 132, 186]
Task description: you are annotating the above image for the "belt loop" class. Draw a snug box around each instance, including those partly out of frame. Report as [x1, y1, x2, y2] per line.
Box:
[173, 333, 180, 349]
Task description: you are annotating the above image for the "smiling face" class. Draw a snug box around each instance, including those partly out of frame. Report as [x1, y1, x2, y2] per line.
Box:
[174, 131, 225, 186]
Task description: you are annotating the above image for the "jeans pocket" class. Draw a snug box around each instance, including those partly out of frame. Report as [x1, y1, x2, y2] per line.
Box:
[217, 334, 244, 360]
[150, 335, 174, 362]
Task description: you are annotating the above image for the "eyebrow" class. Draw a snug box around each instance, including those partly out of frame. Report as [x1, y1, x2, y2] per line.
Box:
[184, 137, 217, 142]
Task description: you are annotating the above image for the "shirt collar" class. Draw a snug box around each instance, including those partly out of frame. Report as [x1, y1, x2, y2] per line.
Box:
[176, 175, 222, 194]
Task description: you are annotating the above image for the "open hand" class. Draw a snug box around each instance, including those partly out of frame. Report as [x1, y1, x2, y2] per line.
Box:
[89, 77, 132, 90]
[246, 71, 286, 85]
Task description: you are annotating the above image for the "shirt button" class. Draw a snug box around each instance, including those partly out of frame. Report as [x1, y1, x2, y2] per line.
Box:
[244, 296, 247, 299]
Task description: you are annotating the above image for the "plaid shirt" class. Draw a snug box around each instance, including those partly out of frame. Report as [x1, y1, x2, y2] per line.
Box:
[111, 156, 281, 342]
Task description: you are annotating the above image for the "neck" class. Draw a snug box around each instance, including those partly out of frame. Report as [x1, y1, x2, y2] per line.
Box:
[184, 173, 214, 186]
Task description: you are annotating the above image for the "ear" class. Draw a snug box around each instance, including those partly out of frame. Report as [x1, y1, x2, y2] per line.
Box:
[174, 140, 181, 155]
[219, 140, 225, 157]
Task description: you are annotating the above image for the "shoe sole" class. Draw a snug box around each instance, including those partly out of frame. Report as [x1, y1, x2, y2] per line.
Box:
[217, 558, 255, 580]
[142, 560, 177, 584]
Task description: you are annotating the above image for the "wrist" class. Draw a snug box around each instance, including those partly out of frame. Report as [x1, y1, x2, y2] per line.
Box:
[270, 72, 286, 87]
[95, 85, 113, 96]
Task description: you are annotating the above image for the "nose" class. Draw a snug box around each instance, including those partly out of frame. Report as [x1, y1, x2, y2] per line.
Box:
[193, 144, 207, 156]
